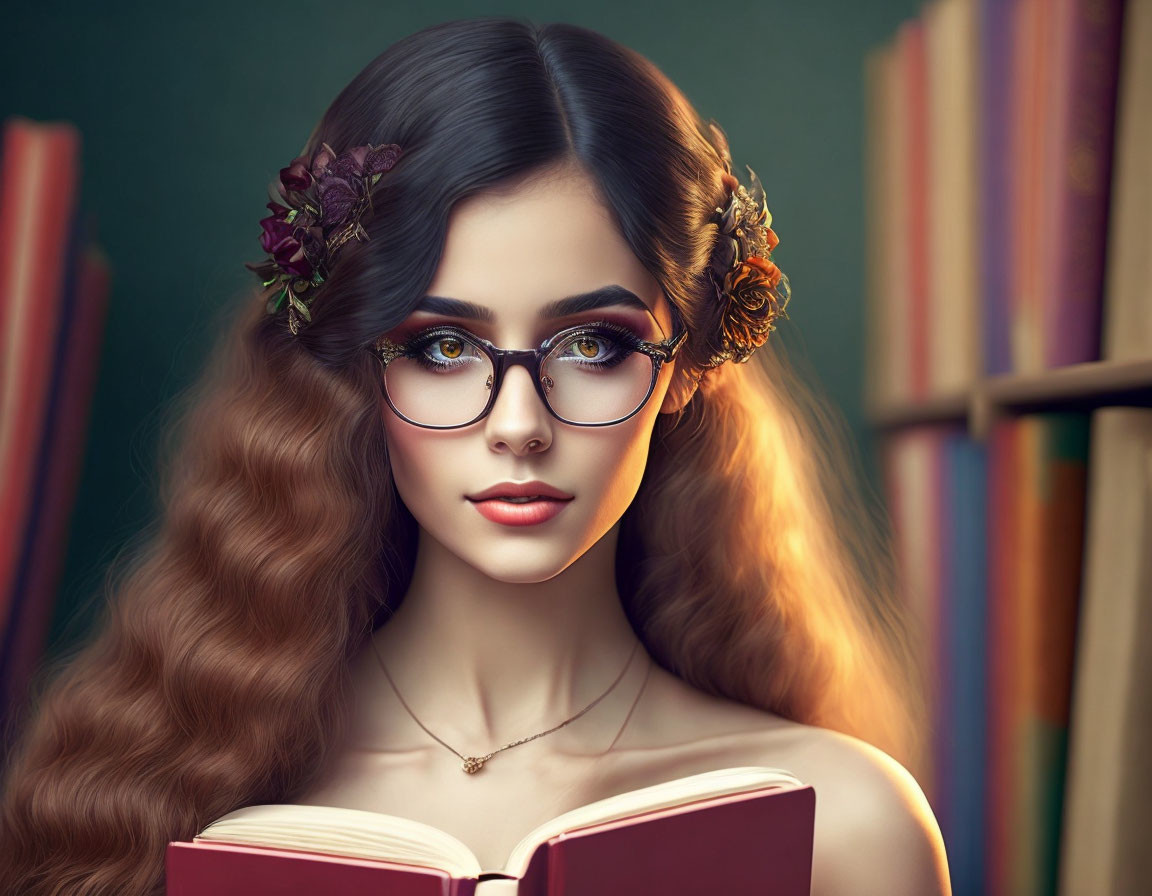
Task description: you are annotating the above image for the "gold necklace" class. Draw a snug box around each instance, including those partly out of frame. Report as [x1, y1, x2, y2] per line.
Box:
[370, 638, 645, 774]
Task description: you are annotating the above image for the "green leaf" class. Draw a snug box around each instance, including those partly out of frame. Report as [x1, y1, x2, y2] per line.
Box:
[289, 292, 312, 322]
[286, 209, 298, 224]
[266, 286, 288, 314]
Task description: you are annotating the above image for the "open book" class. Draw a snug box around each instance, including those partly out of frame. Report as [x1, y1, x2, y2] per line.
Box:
[166, 766, 815, 895]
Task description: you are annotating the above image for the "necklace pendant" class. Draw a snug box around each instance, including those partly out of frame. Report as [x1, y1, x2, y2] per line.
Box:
[462, 756, 486, 774]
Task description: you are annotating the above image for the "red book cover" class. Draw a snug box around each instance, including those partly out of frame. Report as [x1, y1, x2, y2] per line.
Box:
[1, 241, 110, 730]
[165, 781, 815, 896]
[1019, 414, 1089, 894]
[545, 783, 815, 896]
[0, 118, 81, 646]
[167, 843, 479, 896]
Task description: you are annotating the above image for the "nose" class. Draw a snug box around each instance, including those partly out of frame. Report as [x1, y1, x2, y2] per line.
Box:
[483, 361, 553, 454]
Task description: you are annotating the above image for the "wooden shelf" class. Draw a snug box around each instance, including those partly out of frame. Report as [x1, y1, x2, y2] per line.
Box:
[866, 357, 1152, 438]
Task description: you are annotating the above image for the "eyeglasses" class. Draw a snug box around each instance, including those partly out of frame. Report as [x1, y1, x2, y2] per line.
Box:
[368, 304, 687, 429]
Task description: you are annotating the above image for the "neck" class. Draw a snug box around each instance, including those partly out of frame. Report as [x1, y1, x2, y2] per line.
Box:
[370, 520, 647, 755]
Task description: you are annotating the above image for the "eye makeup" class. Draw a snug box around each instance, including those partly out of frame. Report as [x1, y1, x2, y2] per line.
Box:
[390, 308, 659, 347]
[397, 317, 652, 353]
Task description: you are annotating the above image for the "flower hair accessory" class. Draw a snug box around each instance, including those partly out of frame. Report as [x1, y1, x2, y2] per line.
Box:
[246, 141, 403, 335]
[707, 165, 791, 365]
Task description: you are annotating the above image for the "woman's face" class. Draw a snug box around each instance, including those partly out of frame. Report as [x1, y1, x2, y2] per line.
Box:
[378, 164, 685, 584]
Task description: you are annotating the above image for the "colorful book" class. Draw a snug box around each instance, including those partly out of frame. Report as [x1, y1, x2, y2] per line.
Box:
[0, 118, 81, 650]
[984, 419, 1020, 896]
[986, 414, 1089, 895]
[924, 0, 980, 396]
[863, 41, 895, 411]
[978, 0, 1014, 376]
[166, 767, 815, 896]
[882, 426, 947, 806]
[940, 430, 988, 896]
[900, 18, 931, 401]
[1040, 0, 1124, 368]
[1059, 408, 1152, 894]
[1101, 0, 1152, 360]
[1009, 0, 1048, 374]
[0, 237, 110, 734]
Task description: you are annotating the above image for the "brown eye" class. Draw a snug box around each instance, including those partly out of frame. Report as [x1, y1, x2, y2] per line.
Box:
[439, 338, 463, 359]
[575, 337, 601, 359]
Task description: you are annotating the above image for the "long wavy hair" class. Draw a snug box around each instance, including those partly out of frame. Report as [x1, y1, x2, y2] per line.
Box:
[0, 17, 927, 894]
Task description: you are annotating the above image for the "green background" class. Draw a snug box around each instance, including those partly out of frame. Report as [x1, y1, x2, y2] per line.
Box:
[2, 0, 922, 660]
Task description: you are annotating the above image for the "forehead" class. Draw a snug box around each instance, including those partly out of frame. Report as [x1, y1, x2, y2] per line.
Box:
[421, 166, 666, 327]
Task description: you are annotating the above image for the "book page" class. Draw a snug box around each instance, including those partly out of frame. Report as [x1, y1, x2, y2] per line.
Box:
[195, 803, 483, 878]
[194, 765, 804, 880]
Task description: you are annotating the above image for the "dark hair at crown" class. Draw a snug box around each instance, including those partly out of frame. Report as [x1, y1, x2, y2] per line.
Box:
[276, 17, 729, 376]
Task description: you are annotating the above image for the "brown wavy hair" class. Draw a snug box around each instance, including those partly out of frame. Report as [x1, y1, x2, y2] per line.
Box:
[0, 17, 927, 894]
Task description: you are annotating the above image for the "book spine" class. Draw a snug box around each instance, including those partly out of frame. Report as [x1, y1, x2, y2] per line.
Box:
[1100, 0, 1152, 359]
[1029, 414, 1089, 894]
[1043, 0, 1125, 368]
[984, 419, 1019, 896]
[903, 19, 931, 400]
[0, 119, 80, 653]
[942, 432, 988, 896]
[1, 236, 110, 732]
[1010, 0, 1047, 374]
[979, 0, 1014, 376]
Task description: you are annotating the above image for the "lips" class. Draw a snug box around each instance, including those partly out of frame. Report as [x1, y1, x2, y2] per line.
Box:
[465, 481, 573, 527]
[466, 480, 574, 502]
[468, 495, 571, 526]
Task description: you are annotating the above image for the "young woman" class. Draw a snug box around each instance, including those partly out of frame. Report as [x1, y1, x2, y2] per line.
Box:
[0, 17, 950, 895]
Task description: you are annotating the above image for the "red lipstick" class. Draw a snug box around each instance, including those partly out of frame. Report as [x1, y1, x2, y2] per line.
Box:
[466, 480, 574, 527]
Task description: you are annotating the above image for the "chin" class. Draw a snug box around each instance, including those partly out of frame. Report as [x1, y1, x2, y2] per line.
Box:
[457, 540, 586, 584]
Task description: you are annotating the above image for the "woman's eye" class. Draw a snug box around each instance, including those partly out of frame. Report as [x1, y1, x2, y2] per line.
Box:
[434, 337, 464, 359]
[574, 336, 605, 359]
[554, 329, 633, 368]
[409, 332, 484, 370]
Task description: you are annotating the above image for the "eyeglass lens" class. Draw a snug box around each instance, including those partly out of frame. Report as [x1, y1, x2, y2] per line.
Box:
[382, 325, 657, 426]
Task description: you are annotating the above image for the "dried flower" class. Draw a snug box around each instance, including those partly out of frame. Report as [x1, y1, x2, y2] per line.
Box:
[708, 165, 791, 364]
[246, 140, 402, 335]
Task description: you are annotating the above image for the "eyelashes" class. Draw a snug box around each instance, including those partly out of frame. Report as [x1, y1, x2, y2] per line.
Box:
[401, 318, 647, 351]
[402, 319, 644, 373]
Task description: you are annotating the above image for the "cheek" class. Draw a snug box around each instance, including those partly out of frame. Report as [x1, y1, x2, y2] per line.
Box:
[577, 411, 661, 529]
[382, 415, 451, 514]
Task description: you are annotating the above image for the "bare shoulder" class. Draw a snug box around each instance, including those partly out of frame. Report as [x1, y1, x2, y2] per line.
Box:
[761, 723, 953, 896]
[640, 671, 950, 894]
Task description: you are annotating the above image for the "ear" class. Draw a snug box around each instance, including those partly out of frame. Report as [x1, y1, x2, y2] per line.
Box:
[659, 363, 700, 415]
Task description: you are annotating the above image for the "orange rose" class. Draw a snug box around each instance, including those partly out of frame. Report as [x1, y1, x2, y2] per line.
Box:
[744, 255, 782, 290]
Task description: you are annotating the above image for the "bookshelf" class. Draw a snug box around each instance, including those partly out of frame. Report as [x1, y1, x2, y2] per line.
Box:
[868, 357, 1152, 437]
[862, 0, 1150, 894]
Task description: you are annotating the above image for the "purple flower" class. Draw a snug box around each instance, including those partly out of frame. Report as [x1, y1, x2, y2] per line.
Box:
[310, 143, 338, 178]
[271, 236, 312, 279]
[298, 226, 325, 266]
[252, 140, 405, 329]
[258, 213, 294, 255]
[364, 144, 401, 176]
[279, 160, 312, 192]
[317, 175, 363, 230]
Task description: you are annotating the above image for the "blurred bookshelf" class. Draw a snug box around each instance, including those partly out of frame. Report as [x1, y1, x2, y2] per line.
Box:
[862, 1, 1151, 895]
[868, 357, 1152, 437]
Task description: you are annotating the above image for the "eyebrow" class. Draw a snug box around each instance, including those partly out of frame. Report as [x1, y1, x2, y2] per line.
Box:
[412, 284, 653, 322]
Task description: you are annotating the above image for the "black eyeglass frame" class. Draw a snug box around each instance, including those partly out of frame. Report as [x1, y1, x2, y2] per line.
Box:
[368, 299, 688, 429]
